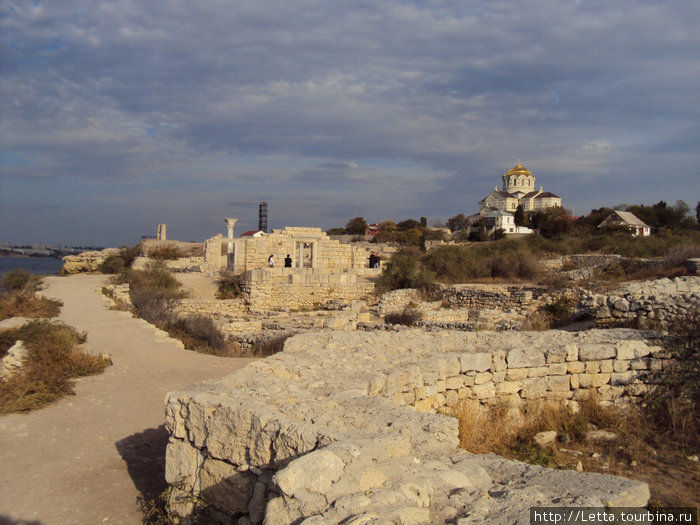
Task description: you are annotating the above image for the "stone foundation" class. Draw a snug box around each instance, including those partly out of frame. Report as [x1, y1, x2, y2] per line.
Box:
[165, 329, 655, 524]
[579, 276, 699, 326]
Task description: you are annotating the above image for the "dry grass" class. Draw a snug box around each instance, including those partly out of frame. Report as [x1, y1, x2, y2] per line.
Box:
[384, 308, 423, 327]
[0, 269, 62, 321]
[0, 320, 109, 414]
[455, 391, 699, 507]
[0, 290, 62, 320]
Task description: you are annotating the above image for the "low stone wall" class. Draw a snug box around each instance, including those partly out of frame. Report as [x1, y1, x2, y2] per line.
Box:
[132, 256, 206, 273]
[165, 329, 655, 524]
[579, 276, 699, 326]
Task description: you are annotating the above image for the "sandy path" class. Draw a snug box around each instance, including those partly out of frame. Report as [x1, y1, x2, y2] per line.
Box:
[0, 274, 256, 524]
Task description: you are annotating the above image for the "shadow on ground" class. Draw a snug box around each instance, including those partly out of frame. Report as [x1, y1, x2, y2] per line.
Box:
[116, 425, 170, 506]
[0, 517, 42, 525]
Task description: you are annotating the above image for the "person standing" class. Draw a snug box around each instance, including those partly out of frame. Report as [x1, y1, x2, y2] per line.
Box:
[284, 254, 292, 267]
[268, 254, 275, 267]
[369, 252, 377, 268]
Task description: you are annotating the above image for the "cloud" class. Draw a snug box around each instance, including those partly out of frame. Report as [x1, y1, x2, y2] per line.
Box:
[1, 0, 699, 245]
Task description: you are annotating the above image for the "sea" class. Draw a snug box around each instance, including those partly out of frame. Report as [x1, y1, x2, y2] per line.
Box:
[0, 256, 64, 277]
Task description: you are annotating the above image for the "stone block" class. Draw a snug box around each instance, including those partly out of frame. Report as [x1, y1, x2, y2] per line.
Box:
[506, 368, 529, 380]
[460, 352, 492, 372]
[611, 371, 638, 385]
[629, 358, 650, 370]
[472, 382, 496, 399]
[507, 347, 545, 368]
[520, 377, 547, 399]
[445, 376, 464, 390]
[544, 345, 568, 363]
[413, 398, 433, 413]
[600, 360, 614, 373]
[616, 340, 651, 360]
[565, 344, 579, 362]
[585, 361, 600, 374]
[570, 374, 579, 389]
[567, 361, 585, 374]
[613, 360, 630, 372]
[436, 379, 447, 393]
[414, 387, 428, 401]
[527, 366, 549, 377]
[496, 381, 522, 395]
[591, 373, 611, 387]
[458, 387, 475, 399]
[547, 363, 568, 375]
[546, 375, 571, 392]
[579, 344, 616, 361]
[474, 372, 492, 385]
[445, 390, 459, 407]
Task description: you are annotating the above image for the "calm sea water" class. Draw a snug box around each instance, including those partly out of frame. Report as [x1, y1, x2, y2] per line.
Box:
[0, 256, 64, 277]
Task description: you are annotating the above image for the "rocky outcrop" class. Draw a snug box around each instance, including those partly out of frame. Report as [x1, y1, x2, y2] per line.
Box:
[579, 276, 700, 326]
[0, 340, 29, 378]
[165, 329, 654, 524]
[61, 248, 120, 274]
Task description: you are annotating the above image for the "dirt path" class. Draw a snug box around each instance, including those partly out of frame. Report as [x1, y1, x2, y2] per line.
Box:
[0, 274, 256, 525]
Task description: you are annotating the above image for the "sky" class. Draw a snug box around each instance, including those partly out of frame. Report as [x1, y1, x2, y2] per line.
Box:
[1, 1, 699, 247]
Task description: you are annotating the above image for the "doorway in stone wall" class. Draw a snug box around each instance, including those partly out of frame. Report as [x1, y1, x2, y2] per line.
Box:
[296, 242, 313, 268]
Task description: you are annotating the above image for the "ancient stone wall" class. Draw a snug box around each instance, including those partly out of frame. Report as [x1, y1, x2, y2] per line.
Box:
[579, 276, 699, 326]
[165, 329, 655, 524]
[245, 268, 377, 312]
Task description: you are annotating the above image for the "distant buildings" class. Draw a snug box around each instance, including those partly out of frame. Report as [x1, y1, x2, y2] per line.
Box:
[597, 211, 651, 237]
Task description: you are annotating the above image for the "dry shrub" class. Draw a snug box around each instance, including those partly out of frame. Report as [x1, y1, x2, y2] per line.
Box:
[0, 269, 62, 320]
[0, 320, 108, 414]
[216, 271, 246, 299]
[456, 399, 516, 456]
[384, 308, 423, 326]
[0, 290, 62, 320]
[147, 245, 183, 260]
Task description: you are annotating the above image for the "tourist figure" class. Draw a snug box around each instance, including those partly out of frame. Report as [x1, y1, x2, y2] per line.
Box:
[374, 254, 381, 269]
[268, 254, 274, 267]
[284, 254, 292, 267]
[369, 252, 377, 268]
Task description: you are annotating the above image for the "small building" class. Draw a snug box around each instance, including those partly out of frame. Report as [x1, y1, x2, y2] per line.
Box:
[597, 211, 651, 237]
[241, 230, 265, 238]
[365, 224, 381, 236]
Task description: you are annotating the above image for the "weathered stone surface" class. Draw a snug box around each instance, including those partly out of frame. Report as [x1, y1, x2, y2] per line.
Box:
[579, 344, 616, 361]
[164, 329, 656, 523]
[506, 347, 545, 368]
[61, 248, 121, 274]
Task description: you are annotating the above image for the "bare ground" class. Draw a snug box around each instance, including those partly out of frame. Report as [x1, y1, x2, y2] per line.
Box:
[0, 274, 256, 524]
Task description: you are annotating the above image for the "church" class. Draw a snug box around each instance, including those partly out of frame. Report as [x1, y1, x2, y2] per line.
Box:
[478, 160, 561, 214]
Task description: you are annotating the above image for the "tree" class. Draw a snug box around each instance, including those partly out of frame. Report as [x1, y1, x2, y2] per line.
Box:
[513, 205, 525, 227]
[420, 217, 427, 228]
[447, 213, 470, 232]
[345, 217, 368, 235]
[696, 201, 700, 224]
[378, 220, 397, 232]
[397, 219, 422, 231]
[530, 207, 573, 239]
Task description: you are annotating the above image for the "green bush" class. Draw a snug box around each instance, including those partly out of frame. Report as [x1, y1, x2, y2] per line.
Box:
[99, 254, 126, 274]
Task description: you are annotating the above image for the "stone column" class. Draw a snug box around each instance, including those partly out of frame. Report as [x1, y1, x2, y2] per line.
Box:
[311, 241, 318, 269]
[157, 224, 166, 241]
[297, 242, 304, 269]
[225, 218, 238, 269]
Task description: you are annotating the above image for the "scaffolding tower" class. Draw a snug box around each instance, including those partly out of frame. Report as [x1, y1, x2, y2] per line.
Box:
[258, 201, 268, 233]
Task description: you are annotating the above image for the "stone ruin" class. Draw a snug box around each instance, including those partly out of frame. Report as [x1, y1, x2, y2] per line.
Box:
[165, 329, 658, 524]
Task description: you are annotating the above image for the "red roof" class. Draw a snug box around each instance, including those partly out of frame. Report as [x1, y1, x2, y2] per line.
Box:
[241, 230, 263, 236]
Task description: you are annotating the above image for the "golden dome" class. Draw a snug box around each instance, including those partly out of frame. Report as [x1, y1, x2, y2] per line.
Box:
[504, 159, 533, 177]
